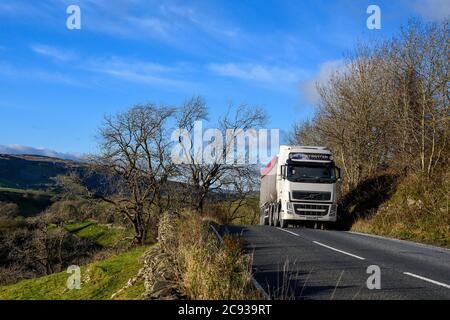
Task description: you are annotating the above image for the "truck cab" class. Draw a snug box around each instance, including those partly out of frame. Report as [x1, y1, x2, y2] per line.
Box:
[260, 146, 341, 229]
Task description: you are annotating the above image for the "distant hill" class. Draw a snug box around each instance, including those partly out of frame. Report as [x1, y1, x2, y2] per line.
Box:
[0, 145, 82, 161]
[0, 153, 254, 201]
[0, 154, 85, 190]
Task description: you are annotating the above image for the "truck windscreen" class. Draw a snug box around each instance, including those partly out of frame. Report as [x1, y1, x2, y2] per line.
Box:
[287, 163, 336, 183]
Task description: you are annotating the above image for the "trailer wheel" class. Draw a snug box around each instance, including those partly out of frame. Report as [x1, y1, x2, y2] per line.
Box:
[259, 212, 265, 225]
[260, 208, 268, 225]
[275, 202, 281, 227]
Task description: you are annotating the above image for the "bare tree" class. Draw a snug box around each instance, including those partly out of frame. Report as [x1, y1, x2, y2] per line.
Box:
[89, 104, 176, 244]
[382, 20, 450, 175]
[175, 97, 267, 213]
[4, 216, 93, 277]
[290, 19, 449, 191]
[212, 166, 260, 224]
[288, 119, 323, 146]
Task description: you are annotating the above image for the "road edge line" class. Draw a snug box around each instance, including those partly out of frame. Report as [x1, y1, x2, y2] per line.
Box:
[346, 231, 450, 253]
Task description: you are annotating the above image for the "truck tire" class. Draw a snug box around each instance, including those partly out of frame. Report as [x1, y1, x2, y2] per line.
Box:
[259, 212, 265, 225]
[276, 203, 282, 227]
[280, 218, 288, 229]
[268, 209, 273, 226]
[260, 208, 268, 225]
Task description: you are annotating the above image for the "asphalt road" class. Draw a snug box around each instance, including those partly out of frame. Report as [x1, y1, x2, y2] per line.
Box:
[219, 225, 450, 300]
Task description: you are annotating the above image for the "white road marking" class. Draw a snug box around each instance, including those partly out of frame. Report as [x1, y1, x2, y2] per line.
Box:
[276, 228, 366, 260]
[346, 231, 450, 253]
[276, 227, 300, 236]
[312, 241, 366, 260]
[403, 272, 450, 289]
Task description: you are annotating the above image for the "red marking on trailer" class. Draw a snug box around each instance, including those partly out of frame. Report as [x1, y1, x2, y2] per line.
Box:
[261, 156, 278, 177]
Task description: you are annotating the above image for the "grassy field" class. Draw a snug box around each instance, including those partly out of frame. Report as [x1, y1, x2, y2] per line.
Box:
[64, 221, 132, 247]
[46, 221, 132, 247]
[0, 245, 149, 300]
[0, 187, 54, 216]
[204, 196, 259, 225]
[0, 187, 55, 196]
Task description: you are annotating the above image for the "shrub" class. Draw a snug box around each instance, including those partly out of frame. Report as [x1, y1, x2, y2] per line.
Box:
[0, 202, 20, 218]
[176, 213, 258, 299]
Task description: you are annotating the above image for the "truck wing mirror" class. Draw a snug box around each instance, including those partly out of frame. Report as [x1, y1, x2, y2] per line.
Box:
[279, 165, 286, 180]
[336, 167, 342, 182]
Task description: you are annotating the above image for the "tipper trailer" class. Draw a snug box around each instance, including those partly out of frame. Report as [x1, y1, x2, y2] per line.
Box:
[260, 145, 341, 229]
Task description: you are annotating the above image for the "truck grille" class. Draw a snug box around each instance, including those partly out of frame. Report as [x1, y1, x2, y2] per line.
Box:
[293, 204, 329, 216]
[292, 191, 331, 201]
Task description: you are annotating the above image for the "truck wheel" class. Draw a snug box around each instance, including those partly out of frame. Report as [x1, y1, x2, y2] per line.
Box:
[260, 208, 268, 225]
[275, 203, 281, 227]
[280, 219, 288, 229]
[259, 213, 265, 226]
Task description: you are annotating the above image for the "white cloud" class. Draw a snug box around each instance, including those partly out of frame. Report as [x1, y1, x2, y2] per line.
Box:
[87, 14, 175, 44]
[412, 0, 450, 21]
[208, 63, 302, 84]
[31, 44, 77, 61]
[86, 57, 195, 89]
[1, 0, 299, 64]
[26, 42, 195, 89]
[68, 0, 240, 51]
[299, 59, 344, 105]
[160, 4, 240, 40]
[0, 62, 82, 87]
[0, 144, 83, 161]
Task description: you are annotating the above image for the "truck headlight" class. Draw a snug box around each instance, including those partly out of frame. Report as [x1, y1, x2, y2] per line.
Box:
[286, 202, 294, 213]
[329, 204, 337, 216]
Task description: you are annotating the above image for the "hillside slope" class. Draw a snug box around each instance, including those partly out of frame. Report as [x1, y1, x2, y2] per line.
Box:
[0, 187, 54, 216]
[350, 171, 449, 247]
[0, 154, 83, 190]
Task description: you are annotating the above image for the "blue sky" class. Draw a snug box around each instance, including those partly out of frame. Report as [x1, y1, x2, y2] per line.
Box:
[0, 0, 448, 158]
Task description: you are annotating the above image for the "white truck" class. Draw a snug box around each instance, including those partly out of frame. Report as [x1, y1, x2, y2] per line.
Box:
[260, 145, 341, 229]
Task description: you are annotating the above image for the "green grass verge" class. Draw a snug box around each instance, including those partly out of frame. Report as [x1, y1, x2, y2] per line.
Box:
[0, 245, 149, 300]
